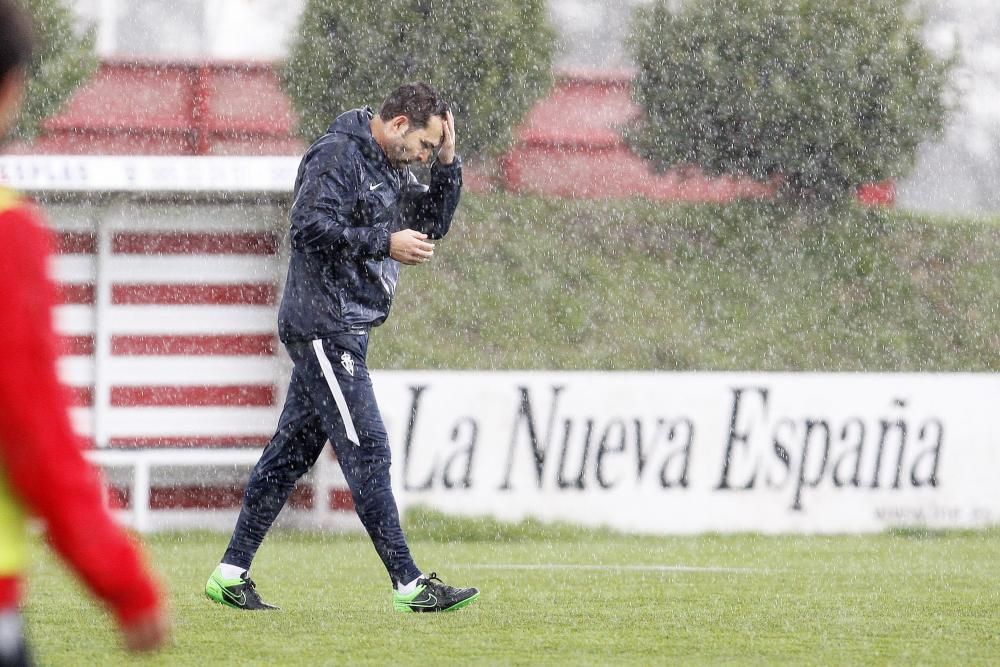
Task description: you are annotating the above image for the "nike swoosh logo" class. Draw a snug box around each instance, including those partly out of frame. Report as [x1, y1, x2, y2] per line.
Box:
[369, 182, 383, 191]
[221, 586, 246, 606]
[408, 593, 438, 608]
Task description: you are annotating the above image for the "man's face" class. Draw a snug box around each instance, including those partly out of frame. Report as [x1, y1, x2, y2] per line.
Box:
[385, 114, 444, 167]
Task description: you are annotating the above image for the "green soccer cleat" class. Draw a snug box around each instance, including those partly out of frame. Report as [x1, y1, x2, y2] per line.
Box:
[393, 572, 480, 613]
[205, 566, 279, 611]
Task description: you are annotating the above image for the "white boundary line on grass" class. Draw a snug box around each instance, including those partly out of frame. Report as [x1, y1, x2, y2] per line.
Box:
[465, 564, 768, 574]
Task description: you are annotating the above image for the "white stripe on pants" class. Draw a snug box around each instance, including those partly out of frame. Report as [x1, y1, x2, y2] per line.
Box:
[311, 339, 360, 445]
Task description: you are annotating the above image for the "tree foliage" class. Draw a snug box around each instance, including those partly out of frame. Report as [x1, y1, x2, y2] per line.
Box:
[629, 0, 956, 204]
[11, 0, 98, 141]
[283, 0, 554, 159]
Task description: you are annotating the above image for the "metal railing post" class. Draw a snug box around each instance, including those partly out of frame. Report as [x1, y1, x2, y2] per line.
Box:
[92, 211, 113, 449]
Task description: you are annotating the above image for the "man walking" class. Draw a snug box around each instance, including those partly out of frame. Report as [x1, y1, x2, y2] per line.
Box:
[205, 83, 479, 613]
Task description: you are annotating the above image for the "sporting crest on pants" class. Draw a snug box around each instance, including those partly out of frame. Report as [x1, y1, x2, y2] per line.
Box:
[340, 351, 355, 376]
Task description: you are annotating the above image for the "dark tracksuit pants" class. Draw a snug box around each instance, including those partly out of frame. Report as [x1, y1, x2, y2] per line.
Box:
[223, 333, 421, 587]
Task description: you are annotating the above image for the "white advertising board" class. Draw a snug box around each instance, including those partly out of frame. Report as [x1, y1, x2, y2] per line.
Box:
[372, 372, 999, 534]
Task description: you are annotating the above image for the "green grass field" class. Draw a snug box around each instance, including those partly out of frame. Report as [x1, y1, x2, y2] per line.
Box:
[22, 513, 999, 666]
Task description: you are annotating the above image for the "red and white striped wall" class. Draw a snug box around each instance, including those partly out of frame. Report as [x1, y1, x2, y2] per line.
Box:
[39, 190, 354, 530]
[52, 203, 282, 447]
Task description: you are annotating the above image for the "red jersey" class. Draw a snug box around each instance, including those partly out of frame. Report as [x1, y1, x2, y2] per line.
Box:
[0, 189, 161, 626]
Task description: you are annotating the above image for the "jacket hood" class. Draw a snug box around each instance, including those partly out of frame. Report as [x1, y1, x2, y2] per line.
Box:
[327, 107, 373, 137]
[327, 107, 387, 164]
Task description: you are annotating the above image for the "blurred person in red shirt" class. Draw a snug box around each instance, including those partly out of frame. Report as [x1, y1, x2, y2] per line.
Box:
[0, 2, 168, 664]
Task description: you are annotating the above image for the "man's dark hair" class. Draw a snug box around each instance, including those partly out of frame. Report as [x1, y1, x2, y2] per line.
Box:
[0, 0, 34, 83]
[379, 82, 448, 129]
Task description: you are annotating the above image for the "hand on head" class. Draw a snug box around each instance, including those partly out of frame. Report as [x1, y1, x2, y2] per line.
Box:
[437, 110, 456, 165]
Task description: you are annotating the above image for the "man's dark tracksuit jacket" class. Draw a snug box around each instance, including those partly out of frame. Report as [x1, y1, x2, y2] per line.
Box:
[278, 107, 462, 341]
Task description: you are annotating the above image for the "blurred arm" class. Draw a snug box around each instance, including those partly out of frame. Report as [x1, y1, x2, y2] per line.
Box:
[0, 207, 162, 628]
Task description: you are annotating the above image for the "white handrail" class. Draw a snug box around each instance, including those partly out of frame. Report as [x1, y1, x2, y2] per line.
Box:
[86, 449, 263, 467]
[85, 448, 263, 532]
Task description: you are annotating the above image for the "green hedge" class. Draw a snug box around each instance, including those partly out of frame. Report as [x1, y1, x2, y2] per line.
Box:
[10, 0, 97, 141]
[373, 194, 999, 371]
[628, 0, 955, 206]
[283, 0, 554, 158]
